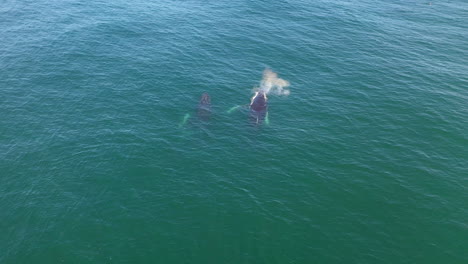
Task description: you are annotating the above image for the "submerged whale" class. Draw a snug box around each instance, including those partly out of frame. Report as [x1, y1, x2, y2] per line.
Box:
[197, 92, 211, 121]
[249, 91, 268, 125]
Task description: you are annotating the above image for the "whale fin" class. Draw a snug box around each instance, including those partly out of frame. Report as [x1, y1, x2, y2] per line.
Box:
[227, 105, 241, 114]
[179, 113, 191, 128]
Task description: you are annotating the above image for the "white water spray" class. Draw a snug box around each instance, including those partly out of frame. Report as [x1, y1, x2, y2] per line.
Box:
[254, 69, 290, 96]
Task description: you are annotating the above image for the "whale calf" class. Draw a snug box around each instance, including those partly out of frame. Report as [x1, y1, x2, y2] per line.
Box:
[197, 92, 211, 121]
[249, 91, 268, 125]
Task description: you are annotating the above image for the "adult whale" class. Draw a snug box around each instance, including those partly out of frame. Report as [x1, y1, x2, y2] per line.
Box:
[197, 92, 211, 121]
[249, 91, 268, 125]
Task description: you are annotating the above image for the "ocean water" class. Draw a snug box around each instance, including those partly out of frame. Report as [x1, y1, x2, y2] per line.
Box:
[1, 0, 467, 263]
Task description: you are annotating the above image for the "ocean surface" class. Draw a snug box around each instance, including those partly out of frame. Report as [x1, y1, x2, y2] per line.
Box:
[1, 0, 467, 263]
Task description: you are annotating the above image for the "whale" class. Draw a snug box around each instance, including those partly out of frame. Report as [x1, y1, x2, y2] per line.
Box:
[249, 91, 268, 125]
[197, 92, 211, 121]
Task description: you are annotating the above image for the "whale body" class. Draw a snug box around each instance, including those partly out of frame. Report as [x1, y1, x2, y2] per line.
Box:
[249, 91, 268, 125]
[197, 92, 211, 121]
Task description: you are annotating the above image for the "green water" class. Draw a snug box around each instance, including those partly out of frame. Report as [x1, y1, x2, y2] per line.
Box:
[1, 0, 467, 263]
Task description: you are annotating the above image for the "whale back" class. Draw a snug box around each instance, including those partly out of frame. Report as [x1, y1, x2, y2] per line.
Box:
[197, 92, 211, 121]
[250, 91, 267, 112]
[249, 91, 268, 124]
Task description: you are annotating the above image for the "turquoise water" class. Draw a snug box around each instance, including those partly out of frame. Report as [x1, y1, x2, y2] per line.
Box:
[1, 0, 467, 263]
